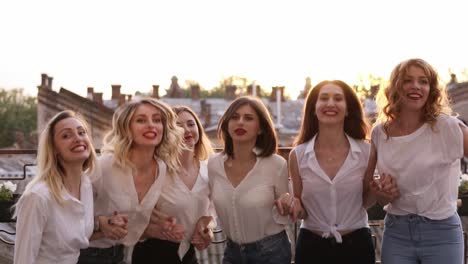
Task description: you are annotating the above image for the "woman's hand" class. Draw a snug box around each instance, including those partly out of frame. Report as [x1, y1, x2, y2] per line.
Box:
[100, 211, 128, 240]
[276, 193, 294, 216]
[370, 173, 400, 205]
[276, 193, 305, 222]
[144, 208, 185, 242]
[191, 216, 213, 250]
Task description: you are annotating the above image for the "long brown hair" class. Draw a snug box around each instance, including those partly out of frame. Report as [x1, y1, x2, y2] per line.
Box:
[294, 80, 368, 146]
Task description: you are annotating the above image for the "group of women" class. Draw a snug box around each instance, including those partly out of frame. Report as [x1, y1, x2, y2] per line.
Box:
[13, 58, 468, 264]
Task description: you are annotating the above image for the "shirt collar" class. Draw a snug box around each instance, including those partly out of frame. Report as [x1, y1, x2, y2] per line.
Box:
[222, 147, 262, 161]
[304, 134, 362, 157]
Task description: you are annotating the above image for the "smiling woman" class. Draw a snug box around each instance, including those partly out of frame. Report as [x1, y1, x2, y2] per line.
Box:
[78, 98, 185, 264]
[365, 58, 468, 264]
[14, 110, 97, 264]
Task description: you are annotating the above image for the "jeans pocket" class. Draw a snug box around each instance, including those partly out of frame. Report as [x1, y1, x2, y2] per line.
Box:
[258, 232, 291, 262]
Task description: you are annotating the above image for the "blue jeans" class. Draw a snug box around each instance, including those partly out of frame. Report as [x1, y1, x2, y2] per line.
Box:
[382, 213, 464, 264]
[223, 230, 291, 264]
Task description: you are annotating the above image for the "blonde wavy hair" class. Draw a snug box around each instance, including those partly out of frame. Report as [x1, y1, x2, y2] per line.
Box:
[376, 58, 452, 134]
[17, 110, 97, 208]
[173, 105, 214, 160]
[102, 98, 184, 175]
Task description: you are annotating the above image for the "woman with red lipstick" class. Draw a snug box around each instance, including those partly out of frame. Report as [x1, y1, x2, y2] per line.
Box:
[78, 98, 184, 264]
[14, 110, 97, 264]
[364, 58, 468, 264]
[285, 80, 375, 264]
[132, 105, 215, 264]
[208, 96, 291, 264]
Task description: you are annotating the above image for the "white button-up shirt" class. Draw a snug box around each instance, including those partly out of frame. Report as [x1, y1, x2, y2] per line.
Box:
[157, 160, 212, 259]
[373, 115, 466, 219]
[89, 153, 167, 248]
[14, 176, 94, 264]
[208, 153, 289, 244]
[294, 135, 370, 243]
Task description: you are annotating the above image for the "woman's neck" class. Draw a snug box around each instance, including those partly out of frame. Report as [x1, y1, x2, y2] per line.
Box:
[180, 149, 197, 167]
[62, 164, 83, 198]
[316, 125, 347, 149]
[394, 111, 425, 135]
[232, 141, 256, 161]
[129, 146, 155, 170]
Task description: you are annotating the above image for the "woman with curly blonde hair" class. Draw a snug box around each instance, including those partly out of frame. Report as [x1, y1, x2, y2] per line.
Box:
[78, 98, 185, 264]
[15, 110, 97, 264]
[364, 58, 468, 264]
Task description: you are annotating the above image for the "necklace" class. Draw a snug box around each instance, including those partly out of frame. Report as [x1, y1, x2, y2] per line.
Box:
[326, 157, 336, 162]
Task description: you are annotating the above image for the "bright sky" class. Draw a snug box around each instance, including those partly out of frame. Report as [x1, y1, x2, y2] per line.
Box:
[1, 0, 467, 99]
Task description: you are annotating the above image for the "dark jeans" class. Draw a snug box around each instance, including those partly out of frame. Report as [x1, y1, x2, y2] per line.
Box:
[223, 230, 291, 264]
[295, 228, 375, 264]
[77, 244, 124, 264]
[132, 238, 198, 264]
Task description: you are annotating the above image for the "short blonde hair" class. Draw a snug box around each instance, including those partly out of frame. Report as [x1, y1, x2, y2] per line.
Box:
[376, 58, 452, 134]
[102, 98, 184, 175]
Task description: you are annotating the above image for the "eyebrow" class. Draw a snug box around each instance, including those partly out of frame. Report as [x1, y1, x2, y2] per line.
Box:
[135, 113, 161, 118]
[57, 126, 84, 134]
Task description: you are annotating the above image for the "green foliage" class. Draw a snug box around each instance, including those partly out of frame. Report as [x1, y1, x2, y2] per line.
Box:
[0, 88, 37, 148]
[460, 180, 468, 196]
[0, 185, 13, 202]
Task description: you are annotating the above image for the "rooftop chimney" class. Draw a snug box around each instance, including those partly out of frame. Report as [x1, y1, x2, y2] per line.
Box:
[87, 87, 94, 100]
[47, 76, 53, 90]
[39, 73, 48, 89]
[111, 85, 121, 100]
[119, 94, 126, 106]
[94, 92, 103, 105]
[152, 85, 160, 99]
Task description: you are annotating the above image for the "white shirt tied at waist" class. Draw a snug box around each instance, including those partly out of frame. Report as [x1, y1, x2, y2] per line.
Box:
[295, 135, 370, 243]
[89, 153, 167, 248]
[156, 160, 214, 260]
[208, 152, 290, 244]
[321, 225, 343, 243]
[14, 176, 94, 264]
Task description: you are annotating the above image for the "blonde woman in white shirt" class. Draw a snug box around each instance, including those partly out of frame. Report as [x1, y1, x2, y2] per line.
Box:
[208, 96, 291, 264]
[364, 58, 468, 264]
[78, 98, 184, 264]
[132, 105, 214, 264]
[14, 110, 97, 264]
[285, 80, 375, 264]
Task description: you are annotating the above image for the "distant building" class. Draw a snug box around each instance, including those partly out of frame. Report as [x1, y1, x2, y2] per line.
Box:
[35, 74, 304, 147]
[447, 77, 468, 122]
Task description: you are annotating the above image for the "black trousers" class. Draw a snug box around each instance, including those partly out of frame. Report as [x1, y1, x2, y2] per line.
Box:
[132, 238, 198, 264]
[77, 245, 124, 264]
[294, 227, 375, 264]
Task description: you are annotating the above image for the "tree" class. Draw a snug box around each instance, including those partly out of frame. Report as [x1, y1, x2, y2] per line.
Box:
[0, 88, 37, 148]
